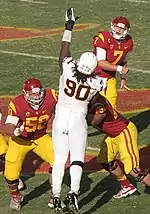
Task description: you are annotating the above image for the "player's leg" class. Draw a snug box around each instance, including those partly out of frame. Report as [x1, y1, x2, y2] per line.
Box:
[115, 121, 140, 198]
[100, 78, 117, 109]
[121, 123, 150, 187]
[97, 135, 136, 198]
[0, 134, 8, 162]
[4, 137, 32, 210]
[0, 134, 24, 191]
[52, 110, 70, 212]
[64, 114, 87, 213]
[33, 134, 55, 208]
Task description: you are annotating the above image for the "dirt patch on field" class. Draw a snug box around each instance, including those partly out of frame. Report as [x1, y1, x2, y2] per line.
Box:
[117, 90, 150, 113]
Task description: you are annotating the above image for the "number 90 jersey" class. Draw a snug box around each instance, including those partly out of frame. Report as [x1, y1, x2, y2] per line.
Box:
[57, 57, 106, 116]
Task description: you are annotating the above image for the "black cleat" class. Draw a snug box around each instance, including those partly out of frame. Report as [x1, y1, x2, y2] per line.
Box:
[64, 192, 79, 213]
[53, 197, 63, 213]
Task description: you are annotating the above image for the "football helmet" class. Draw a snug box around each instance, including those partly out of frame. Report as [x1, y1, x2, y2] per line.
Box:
[110, 16, 130, 40]
[77, 52, 98, 75]
[23, 78, 44, 109]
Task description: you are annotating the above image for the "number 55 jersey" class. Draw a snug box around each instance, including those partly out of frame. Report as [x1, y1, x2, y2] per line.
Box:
[57, 57, 106, 116]
[7, 89, 57, 140]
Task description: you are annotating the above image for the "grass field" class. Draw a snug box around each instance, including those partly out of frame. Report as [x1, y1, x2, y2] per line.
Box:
[0, 0, 150, 213]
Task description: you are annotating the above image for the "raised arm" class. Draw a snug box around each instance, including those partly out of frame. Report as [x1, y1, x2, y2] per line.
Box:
[59, 8, 80, 73]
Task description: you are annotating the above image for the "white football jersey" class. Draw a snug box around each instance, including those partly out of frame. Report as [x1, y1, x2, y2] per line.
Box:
[56, 57, 106, 115]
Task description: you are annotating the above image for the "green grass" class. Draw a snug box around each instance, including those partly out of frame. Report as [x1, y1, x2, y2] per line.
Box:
[0, 0, 150, 213]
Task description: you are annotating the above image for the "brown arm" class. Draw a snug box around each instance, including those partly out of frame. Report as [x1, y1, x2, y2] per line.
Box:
[59, 8, 80, 74]
[0, 123, 16, 136]
[59, 40, 71, 73]
[86, 112, 106, 126]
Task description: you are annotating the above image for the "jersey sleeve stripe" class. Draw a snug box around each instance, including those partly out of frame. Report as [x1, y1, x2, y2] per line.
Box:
[9, 101, 17, 114]
[98, 33, 105, 43]
[51, 89, 58, 101]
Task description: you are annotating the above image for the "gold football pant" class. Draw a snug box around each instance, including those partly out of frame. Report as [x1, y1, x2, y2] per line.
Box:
[100, 77, 117, 109]
[5, 134, 54, 181]
[0, 134, 8, 156]
[97, 122, 139, 174]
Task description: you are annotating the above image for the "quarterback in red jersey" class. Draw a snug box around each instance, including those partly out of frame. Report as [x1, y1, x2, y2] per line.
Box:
[93, 16, 133, 109]
[0, 78, 57, 210]
[87, 93, 150, 198]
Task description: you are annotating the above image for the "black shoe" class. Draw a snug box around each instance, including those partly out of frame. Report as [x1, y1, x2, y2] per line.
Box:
[64, 192, 79, 213]
[53, 197, 63, 213]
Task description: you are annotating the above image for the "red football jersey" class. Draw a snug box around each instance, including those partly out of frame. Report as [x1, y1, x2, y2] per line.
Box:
[93, 31, 133, 78]
[8, 89, 57, 140]
[90, 95, 129, 137]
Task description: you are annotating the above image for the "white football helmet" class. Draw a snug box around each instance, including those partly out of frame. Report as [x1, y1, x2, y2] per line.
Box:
[77, 52, 98, 75]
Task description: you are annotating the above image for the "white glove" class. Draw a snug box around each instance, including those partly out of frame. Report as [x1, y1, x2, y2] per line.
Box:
[14, 124, 24, 136]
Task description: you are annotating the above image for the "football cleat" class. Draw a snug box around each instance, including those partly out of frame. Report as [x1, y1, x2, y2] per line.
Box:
[53, 197, 63, 213]
[113, 184, 137, 199]
[64, 192, 79, 213]
[48, 196, 54, 209]
[9, 194, 23, 211]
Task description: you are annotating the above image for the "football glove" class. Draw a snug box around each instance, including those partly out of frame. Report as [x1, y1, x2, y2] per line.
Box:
[14, 124, 24, 136]
[65, 8, 80, 31]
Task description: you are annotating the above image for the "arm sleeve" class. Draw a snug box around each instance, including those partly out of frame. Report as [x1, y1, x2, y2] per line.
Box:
[96, 47, 107, 61]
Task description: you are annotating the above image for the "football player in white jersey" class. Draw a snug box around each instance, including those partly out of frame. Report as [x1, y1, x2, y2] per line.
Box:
[51, 8, 106, 213]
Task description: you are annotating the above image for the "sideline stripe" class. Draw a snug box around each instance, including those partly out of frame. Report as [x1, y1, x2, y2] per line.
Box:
[130, 68, 150, 74]
[124, 0, 150, 3]
[0, 50, 150, 74]
[0, 50, 58, 60]
[20, 0, 48, 4]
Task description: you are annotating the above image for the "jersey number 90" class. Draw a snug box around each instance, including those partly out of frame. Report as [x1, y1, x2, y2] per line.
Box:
[64, 79, 90, 101]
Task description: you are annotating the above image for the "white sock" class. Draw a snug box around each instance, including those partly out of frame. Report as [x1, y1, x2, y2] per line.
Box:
[70, 165, 83, 194]
[52, 163, 65, 197]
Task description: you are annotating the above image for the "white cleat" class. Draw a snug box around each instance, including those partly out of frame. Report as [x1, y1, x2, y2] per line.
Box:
[113, 184, 137, 199]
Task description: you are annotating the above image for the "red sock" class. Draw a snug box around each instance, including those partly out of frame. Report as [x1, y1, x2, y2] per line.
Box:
[119, 179, 131, 187]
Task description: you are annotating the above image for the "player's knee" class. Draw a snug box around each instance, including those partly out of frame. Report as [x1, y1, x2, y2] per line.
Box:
[53, 155, 67, 168]
[4, 168, 20, 181]
[71, 161, 84, 169]
[5, 177, 19, 185]
[100, 160, 118, 172]
[130, 168, 150, 185]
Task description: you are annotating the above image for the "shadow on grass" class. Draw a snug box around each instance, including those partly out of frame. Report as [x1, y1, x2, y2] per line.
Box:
[79, 174, 119, 214]
[22, 178, 50, 207]
[129, 109, 150, 133]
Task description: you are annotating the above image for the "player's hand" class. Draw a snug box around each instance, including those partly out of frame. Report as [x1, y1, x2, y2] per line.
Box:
[65, 8, 81, 31]
[121, 65, 129, 75]
[14, 124, 24, 136]
[120, 79, 132, 91]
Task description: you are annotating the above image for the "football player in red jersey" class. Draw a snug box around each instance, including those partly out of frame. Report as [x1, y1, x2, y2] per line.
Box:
[0, 133, 24, 191]
[0, 78, 58, 210]
[87, 93, 150, 198]
[93, 16, 133, 109]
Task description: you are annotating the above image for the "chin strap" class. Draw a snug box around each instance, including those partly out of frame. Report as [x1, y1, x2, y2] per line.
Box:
[31, 104, 40, 110]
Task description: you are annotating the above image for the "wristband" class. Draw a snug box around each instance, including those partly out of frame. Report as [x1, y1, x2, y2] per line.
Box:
[120, 74, 127, 80]
[62, 30, 72, 43]
[116, 65, 123, 74]
[14, 128, 21, 136]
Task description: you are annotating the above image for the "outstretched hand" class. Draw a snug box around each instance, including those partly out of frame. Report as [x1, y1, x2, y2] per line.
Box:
[120, 79, 132, 91]
[65, 8, 81, 31]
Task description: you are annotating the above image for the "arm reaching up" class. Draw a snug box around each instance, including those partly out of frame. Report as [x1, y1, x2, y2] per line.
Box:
[59, 8, 80, 73]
